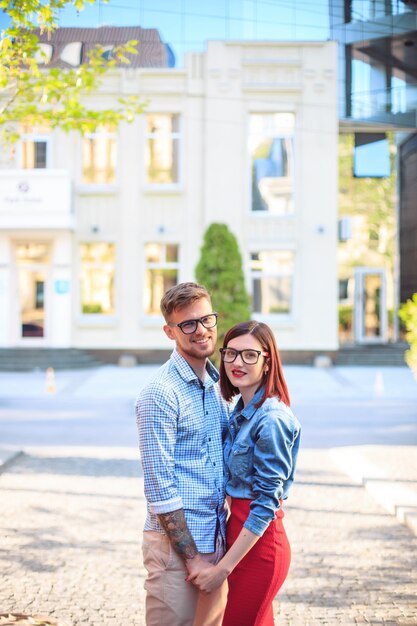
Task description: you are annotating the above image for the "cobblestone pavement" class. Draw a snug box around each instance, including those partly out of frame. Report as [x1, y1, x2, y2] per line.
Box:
[276, 449, 417, 626]
[1, 445, 416, 626]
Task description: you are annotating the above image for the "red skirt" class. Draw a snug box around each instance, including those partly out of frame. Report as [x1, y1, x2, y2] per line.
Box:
[222, 498, 291, 626]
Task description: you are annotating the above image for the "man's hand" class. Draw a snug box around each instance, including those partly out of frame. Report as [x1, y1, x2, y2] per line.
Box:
[185, 554, 213, 579]
[187, 561, 230, 593]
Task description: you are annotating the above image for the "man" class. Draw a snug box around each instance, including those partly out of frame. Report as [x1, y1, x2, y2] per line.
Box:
[136, 282, 228, 626]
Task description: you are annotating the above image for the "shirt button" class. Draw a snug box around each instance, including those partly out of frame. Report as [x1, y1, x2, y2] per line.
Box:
[206, 411, 208, 415]
[213, 462, 216, 466]
[208, 437, 211, 442]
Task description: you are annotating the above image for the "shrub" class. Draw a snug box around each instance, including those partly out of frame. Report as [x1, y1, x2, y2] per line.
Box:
[82, 303, 103, 314]
[195, 223, 251, 364]
[338, 304, 352, 331]
[399, 293, 417, 378]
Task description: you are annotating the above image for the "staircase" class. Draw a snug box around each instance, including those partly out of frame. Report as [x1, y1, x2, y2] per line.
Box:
[0, 348, 102, 371]
[0, 343, 410, 371]
[335, 343, 408, 366]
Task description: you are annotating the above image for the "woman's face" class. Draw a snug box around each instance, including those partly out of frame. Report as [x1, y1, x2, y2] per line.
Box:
[223, 333, 269, 404]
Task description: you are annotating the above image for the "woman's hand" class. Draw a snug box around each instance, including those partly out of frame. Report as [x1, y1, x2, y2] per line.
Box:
[187, 561, 230, 593]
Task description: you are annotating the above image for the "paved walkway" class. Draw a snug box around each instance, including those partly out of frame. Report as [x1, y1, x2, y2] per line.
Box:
[1, 365, 416, 625]
[1, 445, 416, 626]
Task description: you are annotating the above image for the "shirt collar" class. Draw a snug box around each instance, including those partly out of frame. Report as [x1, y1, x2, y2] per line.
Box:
[170, 349, 219, 386]
[233, 385, 265, 421]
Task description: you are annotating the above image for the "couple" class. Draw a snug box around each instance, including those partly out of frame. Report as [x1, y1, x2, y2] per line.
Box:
[136, 282, 301, 626]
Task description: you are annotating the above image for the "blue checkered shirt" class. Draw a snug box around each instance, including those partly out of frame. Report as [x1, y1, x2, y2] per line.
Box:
[135, 350, 228, 553]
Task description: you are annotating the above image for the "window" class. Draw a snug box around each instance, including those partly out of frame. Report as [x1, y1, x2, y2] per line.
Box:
[339, 279, 349, 301]
[20, 125, 50, 169]
[80, 243, 115, 315]
[60, 41, 82, 66]
[249, 113, 295, 214]
[82, 125, 117, 184]
[250, 250, 294, 315]
[34, 43, 53, 65]
[145, 114, 180, 184]
[144, 243, 179, 314]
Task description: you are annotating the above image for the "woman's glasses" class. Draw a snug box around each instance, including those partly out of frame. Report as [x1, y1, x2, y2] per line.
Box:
[219, 348, 269, 365]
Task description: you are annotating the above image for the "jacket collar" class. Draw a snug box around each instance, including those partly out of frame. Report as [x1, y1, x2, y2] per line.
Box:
[234, 385, 265, 421]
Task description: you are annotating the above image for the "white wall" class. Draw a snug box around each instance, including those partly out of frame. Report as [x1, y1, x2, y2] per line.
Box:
[0, 39, 339, 351]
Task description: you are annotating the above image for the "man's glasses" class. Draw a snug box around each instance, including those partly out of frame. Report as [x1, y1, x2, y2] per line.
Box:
[168, 313, 218, 335]
[219, 348, 269, 365]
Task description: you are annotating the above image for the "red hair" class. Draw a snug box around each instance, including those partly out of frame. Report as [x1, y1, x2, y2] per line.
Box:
[219, 320, 290, 407]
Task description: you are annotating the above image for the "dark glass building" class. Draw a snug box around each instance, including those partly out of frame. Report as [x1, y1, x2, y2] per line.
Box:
[330, 1, 417, 304]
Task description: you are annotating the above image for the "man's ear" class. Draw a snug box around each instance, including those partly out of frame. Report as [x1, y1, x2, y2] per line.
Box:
[163, 324, 176, 341]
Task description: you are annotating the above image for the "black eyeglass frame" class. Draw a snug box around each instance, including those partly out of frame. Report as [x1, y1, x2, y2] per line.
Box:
[219, 348, 270, 364]
[168, 312, 218, 335]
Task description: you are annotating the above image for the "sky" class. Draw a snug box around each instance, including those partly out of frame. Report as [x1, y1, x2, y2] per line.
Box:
[53, 0, 331, 66]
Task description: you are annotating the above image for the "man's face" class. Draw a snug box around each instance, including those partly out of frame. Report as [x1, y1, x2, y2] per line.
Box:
[163, 297, 217, 364]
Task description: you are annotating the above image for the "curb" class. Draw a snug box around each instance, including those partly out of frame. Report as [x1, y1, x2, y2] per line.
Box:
[329, 447, 417, 536]
[363, 479, 417, 536]
[0, 450, 24, 474]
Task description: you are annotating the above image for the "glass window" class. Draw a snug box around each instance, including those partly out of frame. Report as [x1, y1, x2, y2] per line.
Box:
[144, 243, 179, 314]
[80, 243, 115, 314]
[145, 114, 180, 184]
[19, 125, 51, 169]
[15, 242, 50, 264]
[339, 279, 350, 301]
[82, 125, 117, 184]
[21, 139, 48, 168]
[250, 250, 294, 315]
[350, 0, 405, 20]
[249, 113, 295, 214]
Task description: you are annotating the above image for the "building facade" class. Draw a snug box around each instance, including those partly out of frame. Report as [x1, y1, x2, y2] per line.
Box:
[330, 0, 417, 344]
[0, 34, 338, 354]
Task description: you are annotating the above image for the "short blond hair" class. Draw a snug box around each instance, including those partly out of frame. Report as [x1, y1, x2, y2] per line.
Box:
[160, 282, 211, 320]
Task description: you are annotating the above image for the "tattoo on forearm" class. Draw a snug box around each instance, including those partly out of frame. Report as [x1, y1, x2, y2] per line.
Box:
[157, 509, 198, 560]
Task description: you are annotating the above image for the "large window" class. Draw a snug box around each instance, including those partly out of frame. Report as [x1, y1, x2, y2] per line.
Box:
[350, 0, 409, 20]
[144, 243, 179, 314]
[145, 114, 180, 184]
[249, 113, 295, 214]
[82, 125, 116, 184]
[80, 243, 115, 315]
[250, 250, 295, 315]
[19, 125, 50, 169]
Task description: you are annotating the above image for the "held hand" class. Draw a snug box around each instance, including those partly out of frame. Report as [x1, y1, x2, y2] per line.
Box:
[185, 554, 213, 579]
[189, 562, 229, 593]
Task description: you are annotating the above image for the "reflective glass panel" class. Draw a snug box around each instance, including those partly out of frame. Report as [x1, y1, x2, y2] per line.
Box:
[249, 113, 295, 214]
[80, 243, 115, 314]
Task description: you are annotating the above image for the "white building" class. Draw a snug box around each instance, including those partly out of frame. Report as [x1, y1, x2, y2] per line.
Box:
[0, 32, 338, 356]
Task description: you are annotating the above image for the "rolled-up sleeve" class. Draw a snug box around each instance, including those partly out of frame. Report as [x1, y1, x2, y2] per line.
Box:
[244, 410, 296, 536]
[136, 384, 183, 514]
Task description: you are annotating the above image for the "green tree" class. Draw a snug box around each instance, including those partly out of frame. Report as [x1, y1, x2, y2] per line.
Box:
[399, 293, 417, 379]
[338, 133, 396, 266]
[195, 223, 251, 362]
[0, 0, 145, 144]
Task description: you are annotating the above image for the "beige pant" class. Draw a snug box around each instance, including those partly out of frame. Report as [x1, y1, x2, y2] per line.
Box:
[142, 530, 227, 626]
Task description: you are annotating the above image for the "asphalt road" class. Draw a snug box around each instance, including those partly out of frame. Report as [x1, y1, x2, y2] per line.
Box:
[0, 395, 416, 448]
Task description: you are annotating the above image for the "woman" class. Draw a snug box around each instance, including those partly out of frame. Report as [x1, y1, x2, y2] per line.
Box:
[189, 320, 301, 626]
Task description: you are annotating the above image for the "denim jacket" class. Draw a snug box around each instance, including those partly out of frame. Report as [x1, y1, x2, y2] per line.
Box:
[224, 386, 301, 536]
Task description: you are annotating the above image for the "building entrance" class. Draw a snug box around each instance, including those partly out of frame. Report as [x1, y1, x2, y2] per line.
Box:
[15, 242, 50, 341]
[354, 267, 387, 344]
